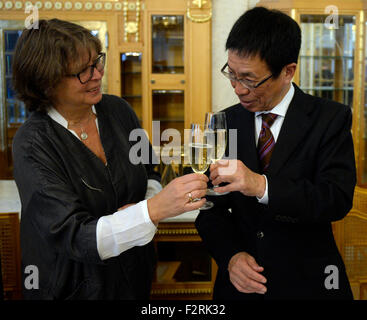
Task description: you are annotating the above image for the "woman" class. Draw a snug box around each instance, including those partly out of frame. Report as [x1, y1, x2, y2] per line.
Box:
[12, 19, 208, 300]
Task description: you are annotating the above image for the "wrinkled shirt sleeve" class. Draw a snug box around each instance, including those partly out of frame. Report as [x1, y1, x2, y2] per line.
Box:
[96, 199, 157, 260]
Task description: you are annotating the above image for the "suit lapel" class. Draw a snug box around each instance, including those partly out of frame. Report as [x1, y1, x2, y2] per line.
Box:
[267, 85, 315, 176]
[230, 106, 260, 173]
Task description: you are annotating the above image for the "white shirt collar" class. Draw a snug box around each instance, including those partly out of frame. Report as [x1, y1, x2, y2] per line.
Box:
[255, 83, 294, 118]
[47, 105, 97, 129]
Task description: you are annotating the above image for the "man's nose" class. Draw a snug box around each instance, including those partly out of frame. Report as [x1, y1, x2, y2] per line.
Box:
[232, 80, 250, 96]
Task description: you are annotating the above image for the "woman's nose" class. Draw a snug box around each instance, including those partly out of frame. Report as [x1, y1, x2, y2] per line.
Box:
[91, 66, 104, 80]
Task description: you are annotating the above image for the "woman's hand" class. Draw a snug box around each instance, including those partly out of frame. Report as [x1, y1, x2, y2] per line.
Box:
[118, 203, 136, 211]
[147, 173, 209, 225]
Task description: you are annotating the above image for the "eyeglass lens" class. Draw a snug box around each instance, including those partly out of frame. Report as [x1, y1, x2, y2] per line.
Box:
[79, 54, 105, 83]
[221, 64, 272, 90]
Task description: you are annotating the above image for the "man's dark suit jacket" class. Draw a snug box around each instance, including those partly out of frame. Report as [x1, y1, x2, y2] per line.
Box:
[195, 84, 356, 300]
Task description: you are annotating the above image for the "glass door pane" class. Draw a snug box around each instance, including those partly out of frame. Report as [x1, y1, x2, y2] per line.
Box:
[152, 15, 184, 74]
[121, 52, 142, 122]
[152, 90, 184, 146]
[299, 15, 355, 107]
[4, 30, 27, 125]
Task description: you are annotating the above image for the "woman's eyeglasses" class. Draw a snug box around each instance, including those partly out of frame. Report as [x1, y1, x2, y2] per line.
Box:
[68, 53, 106, 84]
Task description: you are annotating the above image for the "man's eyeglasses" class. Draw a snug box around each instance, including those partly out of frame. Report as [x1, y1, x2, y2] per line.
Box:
[221, 63, 273, 90]
[68, 52, 106, 84]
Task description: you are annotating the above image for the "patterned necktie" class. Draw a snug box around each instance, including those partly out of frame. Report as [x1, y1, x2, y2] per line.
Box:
[257, 113, 278, 173]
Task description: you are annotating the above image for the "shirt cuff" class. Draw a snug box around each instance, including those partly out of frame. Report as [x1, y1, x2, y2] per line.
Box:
[96, 200, 157, 260]
[256, 174, 269, 205]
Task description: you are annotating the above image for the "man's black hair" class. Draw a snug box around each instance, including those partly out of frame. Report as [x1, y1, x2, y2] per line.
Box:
[226, 6, 301, 78]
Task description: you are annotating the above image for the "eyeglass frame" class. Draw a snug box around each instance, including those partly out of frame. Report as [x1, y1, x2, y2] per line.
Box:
[67, 52, 106, 84]
[221, 62, 273, 90]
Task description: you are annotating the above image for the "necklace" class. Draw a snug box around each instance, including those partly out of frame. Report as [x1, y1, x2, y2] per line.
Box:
[68, 109, 93, 141]
[80, 129, 89, 141]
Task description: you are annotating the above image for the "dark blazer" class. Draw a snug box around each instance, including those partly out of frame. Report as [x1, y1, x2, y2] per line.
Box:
[13, 95, 158, 299]
[196, 84, 356, 300]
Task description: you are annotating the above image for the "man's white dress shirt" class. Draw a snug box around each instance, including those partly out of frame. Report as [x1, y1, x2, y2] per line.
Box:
[254, 83, 295, 204]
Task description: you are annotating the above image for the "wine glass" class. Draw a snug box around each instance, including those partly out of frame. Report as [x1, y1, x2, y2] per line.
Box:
[204, 112, 229, 196]
[188, 123, 214, 210]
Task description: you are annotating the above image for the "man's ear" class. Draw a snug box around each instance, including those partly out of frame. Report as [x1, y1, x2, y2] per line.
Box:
[284, 63, 297, 83]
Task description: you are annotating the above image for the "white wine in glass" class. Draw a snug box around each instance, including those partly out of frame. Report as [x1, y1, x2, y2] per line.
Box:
[189, 124, 214, 210]
[210, 128, 227, 162]
[190, 142, 211, 174]
[204, 112, 229, 196]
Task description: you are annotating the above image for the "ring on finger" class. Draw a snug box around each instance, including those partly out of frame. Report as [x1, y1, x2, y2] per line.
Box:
[187, 192, 193, 203]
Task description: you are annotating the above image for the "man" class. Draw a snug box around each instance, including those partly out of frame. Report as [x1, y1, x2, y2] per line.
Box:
[195, 6, 356, 300]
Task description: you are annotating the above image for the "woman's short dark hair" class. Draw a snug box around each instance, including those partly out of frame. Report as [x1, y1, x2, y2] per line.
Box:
[12, 19, 102, 112]
[226, 6, 301, 78]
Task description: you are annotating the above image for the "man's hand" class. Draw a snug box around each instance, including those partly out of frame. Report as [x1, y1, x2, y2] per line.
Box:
[228, 252, 267, 294]
[210, 160, 266, 198]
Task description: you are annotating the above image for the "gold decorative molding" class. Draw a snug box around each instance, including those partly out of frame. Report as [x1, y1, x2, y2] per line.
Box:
[123, 0, 140, 42]
[157, 228, 198, 236]
[151, 288, 212, 295]
[186, 0, 212, 23]
[0, 0, 127, 12]
[355, 10, 365, 180]
[348, 208, 367, 221]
